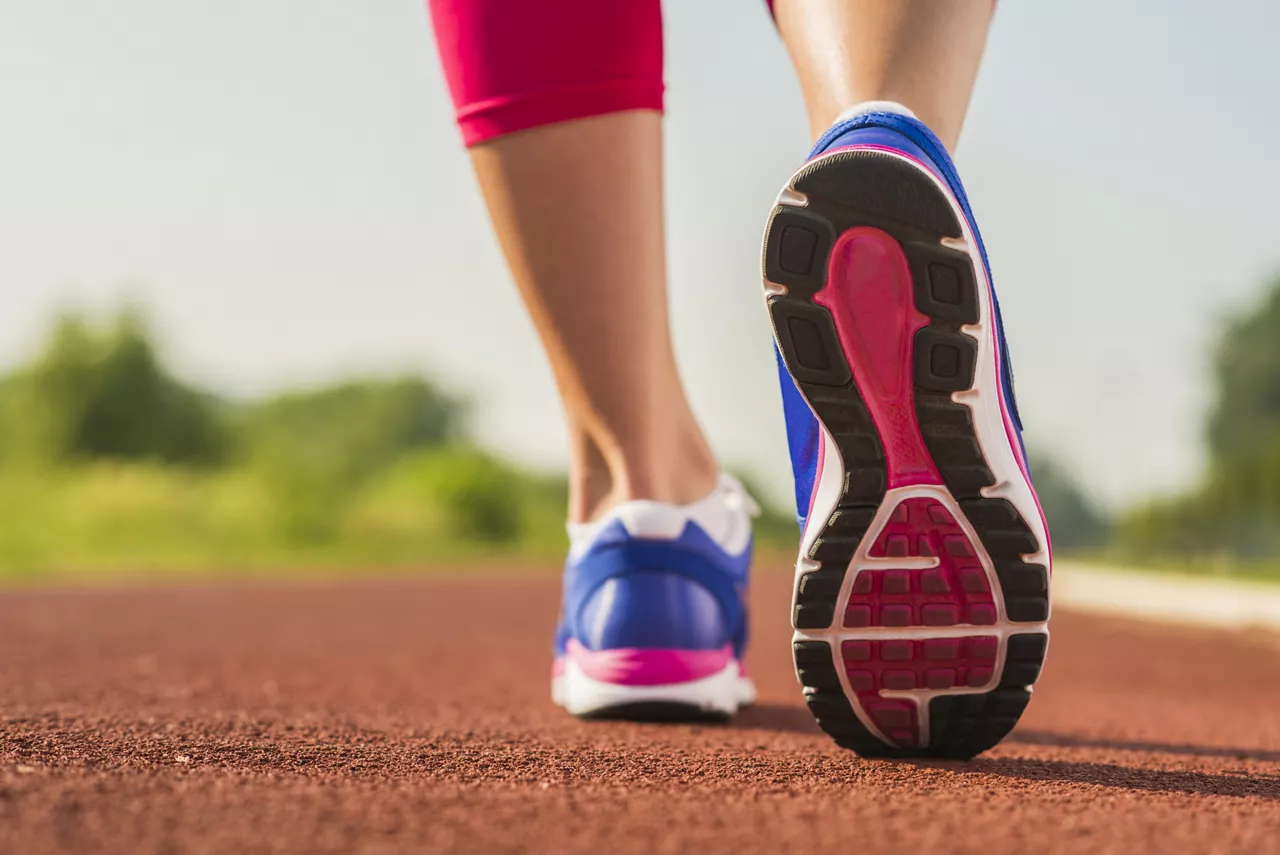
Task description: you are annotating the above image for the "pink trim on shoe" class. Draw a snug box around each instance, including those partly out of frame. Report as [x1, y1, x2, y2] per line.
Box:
[564, 639, 733, 686]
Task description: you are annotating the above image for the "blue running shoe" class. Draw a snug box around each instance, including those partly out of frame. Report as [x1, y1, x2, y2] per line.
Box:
[761, 103, 1052, 758]
[551, 475, 758, 720]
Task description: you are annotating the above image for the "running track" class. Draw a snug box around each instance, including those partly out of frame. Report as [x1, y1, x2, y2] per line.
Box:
[2, 568, 1279, 853]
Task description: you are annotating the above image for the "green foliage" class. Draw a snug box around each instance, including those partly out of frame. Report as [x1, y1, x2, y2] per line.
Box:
[0, 311, 225, 466]
[0, 456, 570, 580]
[348, 448, 521, 545]
[343, 448, 569, 562]
[1027, 453, 1109, 551]
[231, 376, 466, 541]
[1207, 275, 1280, 465]
[0, 307, 566, 579]
[1114, 273, 1280, 563]
[239, 376, 463, 483]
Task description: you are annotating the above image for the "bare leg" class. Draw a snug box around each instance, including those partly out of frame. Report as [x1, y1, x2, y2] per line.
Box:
[469, 111, 718, 523]
[773, 0, 994, 150]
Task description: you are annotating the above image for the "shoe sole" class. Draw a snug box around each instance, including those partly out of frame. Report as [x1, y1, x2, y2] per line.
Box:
[762, 146, 1052, 759]
[552, 658, 756, 722]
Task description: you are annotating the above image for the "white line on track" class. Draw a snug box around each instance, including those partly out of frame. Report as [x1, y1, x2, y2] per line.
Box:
[1054, 561, 1280, 631]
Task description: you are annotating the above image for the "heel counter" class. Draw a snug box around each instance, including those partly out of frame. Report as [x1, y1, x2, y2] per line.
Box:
[574, 571, 729, 651]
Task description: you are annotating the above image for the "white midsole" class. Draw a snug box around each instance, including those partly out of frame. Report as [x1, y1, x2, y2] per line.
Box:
[552, 659, 756, 717]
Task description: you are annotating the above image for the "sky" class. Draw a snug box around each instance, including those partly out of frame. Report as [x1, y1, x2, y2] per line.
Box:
[2, 0, 1279, 511]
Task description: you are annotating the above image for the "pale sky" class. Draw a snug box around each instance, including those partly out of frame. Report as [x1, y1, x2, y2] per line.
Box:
[3, 0, 1279, 511]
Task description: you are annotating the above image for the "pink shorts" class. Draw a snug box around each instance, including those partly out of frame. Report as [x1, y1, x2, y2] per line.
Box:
[428, 0, 667, 146]
[428, 1, 991, 146]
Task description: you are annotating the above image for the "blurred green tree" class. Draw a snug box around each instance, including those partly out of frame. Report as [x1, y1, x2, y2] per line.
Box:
[239, 376, 464, 483]
[346, 447, 523, 546]
[1207, 274, 1280, 466]
[236, 376, 465, 540]
[1026, 453, 1109, 550]
[1113, 272, 1280, 561]
[0, 310, 225, 465]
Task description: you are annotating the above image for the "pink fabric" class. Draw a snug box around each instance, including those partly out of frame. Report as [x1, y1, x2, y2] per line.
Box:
[428, 1, 1000, 146]
[427, 0, 664, 146]
[816, 225, 943, 489]
[564, 639, 732, 686]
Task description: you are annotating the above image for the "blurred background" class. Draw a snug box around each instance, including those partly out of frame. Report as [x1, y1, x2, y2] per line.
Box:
[2, 0, 1280, 582]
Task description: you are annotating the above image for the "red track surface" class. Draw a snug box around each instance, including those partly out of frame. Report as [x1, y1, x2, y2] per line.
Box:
[2, 569, 1280, 853]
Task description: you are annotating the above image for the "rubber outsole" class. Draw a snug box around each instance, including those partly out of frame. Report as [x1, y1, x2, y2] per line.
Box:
[576, 702, 734, 724]
[552, 660, 756, 723]
[763, 148, 1051, 760]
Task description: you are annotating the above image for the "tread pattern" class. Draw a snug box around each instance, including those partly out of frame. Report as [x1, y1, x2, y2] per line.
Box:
[765, 149, 1050, 760]
[766, 208, 888, 632]
[793, 640, 896, 757]
[843, 498, 997, 632]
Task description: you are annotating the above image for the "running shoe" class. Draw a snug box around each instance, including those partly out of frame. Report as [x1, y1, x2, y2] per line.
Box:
[551, 474, 758, 720]
[761, 103, 1052, 758]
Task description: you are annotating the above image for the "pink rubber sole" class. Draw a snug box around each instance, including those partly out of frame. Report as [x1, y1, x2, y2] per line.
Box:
[815, 226, 939, 488]
[814, 224, 1009, 748]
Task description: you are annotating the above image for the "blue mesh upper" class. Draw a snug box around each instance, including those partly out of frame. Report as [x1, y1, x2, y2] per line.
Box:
[555, 519, 751, 657]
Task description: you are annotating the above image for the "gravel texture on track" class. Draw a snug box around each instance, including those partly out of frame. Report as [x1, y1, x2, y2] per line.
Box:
[3, 570, 1280, 853]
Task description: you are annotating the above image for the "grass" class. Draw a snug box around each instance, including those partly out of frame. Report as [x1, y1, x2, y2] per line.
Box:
[0, 459, 562, 585]
[0, 458, 802, 586]
[5, 459, 1280, 590]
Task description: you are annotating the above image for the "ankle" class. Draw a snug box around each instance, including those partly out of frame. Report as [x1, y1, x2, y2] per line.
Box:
[569, 462, 613, 523]
[613, 450, 720, 509]
[570, 441, 720, 523]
